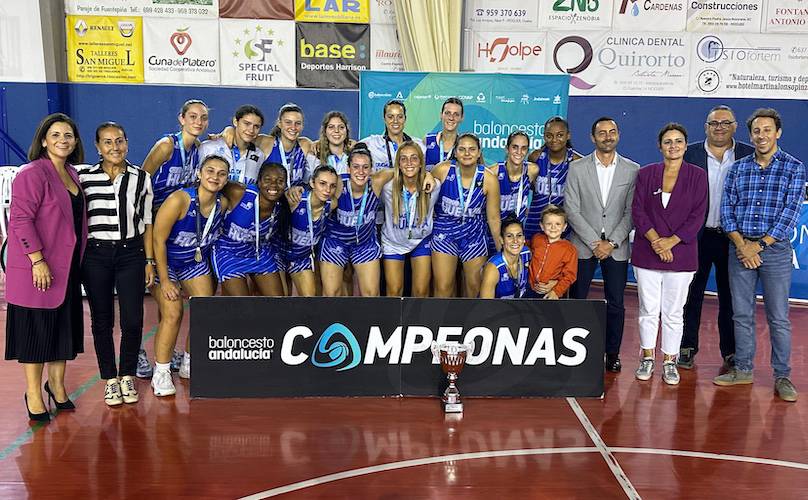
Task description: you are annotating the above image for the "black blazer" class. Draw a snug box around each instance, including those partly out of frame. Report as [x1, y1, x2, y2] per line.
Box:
[684, 140, 755, 235]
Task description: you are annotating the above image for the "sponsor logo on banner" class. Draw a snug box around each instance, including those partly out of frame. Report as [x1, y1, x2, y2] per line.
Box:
[296, 22, 369, 89]
[370, 24, 403, 71]
[66, 15, 143, 83]
[65, 0, 219, 18]
[144, 18, 219, 85]
[467, 32, 547, 73]
[612, 0, 687, 31]
[219, 19, 296, 88]
[686, 0, 763, 32]
[688, 32, 808, 99]
[294, 0, 370, 23]
[465, 0, 541, 31]
[370, 0, 397, 24]
[547, 31, 689, 96]
[765, 0, 808, 33]
[540, 0, 615, 29]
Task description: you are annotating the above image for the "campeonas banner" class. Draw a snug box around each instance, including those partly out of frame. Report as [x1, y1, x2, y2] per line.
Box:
[611, 0, 687, 32]
[66, 15, 144, 83]
[295, 0, 370, 23]
[370, 24, 403, 71]
[764, 0, 808, 33]
[296, 22, 369, 89]
[143, 18, 219, 85]
[65, 0, 218, 19]
[688, 32, 808, 99]
[686, 0, 764, 32]
[539, 0, 614, 30]
[464, 0, 541, 31]
[359, 71, 569, 162]
[546, 31, 690, 96]
[464, 32, 546, 73]
[219, 19, 296, 88]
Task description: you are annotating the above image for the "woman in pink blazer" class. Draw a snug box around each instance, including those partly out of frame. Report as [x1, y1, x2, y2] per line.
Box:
[5, 113, 87, 422]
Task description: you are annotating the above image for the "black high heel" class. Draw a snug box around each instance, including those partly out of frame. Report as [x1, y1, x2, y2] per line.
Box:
[25, 394, 50, 422]
[44, 381, 76, 411]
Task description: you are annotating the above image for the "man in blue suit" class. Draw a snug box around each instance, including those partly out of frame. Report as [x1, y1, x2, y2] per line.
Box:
[679, 105, 755, 371]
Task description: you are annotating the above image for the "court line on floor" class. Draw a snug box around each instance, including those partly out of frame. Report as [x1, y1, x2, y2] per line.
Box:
[0, 323, 159, 461]
[566, 397, 641, 499]
[611, 447, 808, 471]
[239, 447, 600, 499]
[240, 445, 808, 499]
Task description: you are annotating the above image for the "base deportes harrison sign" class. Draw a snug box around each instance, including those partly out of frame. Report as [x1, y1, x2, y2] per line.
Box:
[190, 297, 605, 398]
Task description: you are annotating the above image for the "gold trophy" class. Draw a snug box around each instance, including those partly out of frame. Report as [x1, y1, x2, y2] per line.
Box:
[431, 341, 475, 413]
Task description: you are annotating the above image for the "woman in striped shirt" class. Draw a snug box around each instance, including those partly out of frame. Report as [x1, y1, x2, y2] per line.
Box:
[79, 122, 154, 406]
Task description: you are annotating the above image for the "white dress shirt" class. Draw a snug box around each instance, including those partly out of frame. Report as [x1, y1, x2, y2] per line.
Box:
[705, 140, 736, 228]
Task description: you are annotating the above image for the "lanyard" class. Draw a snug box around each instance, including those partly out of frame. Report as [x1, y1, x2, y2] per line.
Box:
[438, 132, 453, 162]
[455, 162, 480, 224]
[385, 138, 398, 170]
[402, 187, 418, 239]
[194, 190, 218, 262]
[232, 144, 245, 183]
[277, 139, 293, 186]
[515, 161, 527, 216]
[328, 153, 347, 174]
[505, 252, 525, 298]
[176, 132, 195, 171]
[347, 180, 369, 244]
[305, 191, 317, 256]
[254, 195, 276, 259]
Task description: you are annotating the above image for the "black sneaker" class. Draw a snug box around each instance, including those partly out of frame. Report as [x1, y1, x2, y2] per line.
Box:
[677, 348, 695, 369]
[605, 353, 622, 373]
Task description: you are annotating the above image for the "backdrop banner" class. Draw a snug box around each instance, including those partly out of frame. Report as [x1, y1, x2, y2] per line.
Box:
[143, 18, 219, 85]
[190, 297, 605, 398]
[296, 22, 370, 89]
[359, 71, 569, 161]
[66, 15, 144, 83]
[686, 0, 764, 32]
[219, 19, 296, 88]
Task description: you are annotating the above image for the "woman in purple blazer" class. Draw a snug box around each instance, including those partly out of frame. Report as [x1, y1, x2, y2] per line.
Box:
[631, 123, 707, 386]
[5, 113, 87, 422]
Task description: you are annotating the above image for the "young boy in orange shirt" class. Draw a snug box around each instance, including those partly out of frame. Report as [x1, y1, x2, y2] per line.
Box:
[528, 205, 577, 299]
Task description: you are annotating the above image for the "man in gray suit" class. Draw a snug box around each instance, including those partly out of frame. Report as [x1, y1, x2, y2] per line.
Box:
[564, 117, 640, 372]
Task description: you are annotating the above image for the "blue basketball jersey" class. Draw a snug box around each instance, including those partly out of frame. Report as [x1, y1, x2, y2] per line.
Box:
[216, 186, 279, 260]
[424, 133, 452, 172]
[525, 148, 574, 238]
[288, 189, 332, 262]
[165, 188, 224, 269]
[326, 180, 380, 245]
[266, 139, 307, 187]
[434, 162, 486, 236]
[152, 133, 198, 208]
[488, 248, 531, 298]
[494, 162, 531, 222]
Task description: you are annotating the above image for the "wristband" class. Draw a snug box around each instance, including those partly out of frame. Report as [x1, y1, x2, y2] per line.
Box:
[145, 258, 156, 265]
[31, 258, 45, 267]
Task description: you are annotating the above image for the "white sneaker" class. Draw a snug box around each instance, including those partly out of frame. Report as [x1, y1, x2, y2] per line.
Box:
[104, 379, 123, 406]
[635, 358, 655, 381]
[151, 369, 176, 397]
[120, 375, 139, 404]
[662, 361, 680, 385]
[178, 352, 191, 379]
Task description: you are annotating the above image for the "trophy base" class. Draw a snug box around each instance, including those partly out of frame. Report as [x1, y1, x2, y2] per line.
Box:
[443, 402, 463, 413]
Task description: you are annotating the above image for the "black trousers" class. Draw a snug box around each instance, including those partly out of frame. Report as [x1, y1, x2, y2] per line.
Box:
[681, 229, 734, 358]
[571, 257, 628, 355]
[81, 238, 146, 379]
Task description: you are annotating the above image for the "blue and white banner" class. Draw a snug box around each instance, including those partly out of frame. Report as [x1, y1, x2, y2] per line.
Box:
[359, 71, 570, 162]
